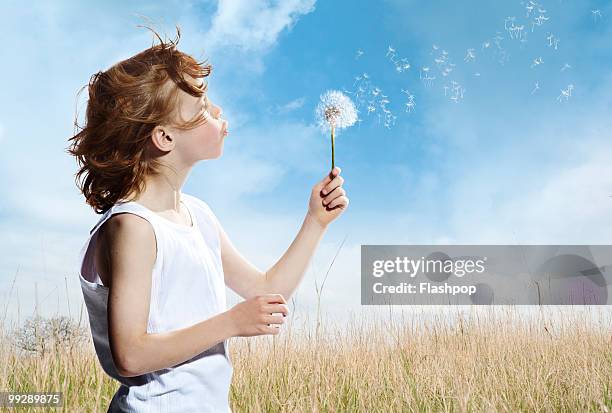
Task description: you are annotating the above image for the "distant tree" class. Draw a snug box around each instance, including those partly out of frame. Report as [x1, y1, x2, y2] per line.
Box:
[12, 315, 88, 356]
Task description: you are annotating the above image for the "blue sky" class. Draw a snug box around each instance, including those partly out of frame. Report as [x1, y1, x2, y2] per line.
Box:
[0, 0, 611, 326]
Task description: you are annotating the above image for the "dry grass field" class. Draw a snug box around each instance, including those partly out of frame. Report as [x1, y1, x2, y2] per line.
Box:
[1, 304, 610, 412]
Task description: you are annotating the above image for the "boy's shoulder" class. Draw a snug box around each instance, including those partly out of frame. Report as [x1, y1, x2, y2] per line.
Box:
[182, 193, 221, 243]
[182, 192, 215, 215]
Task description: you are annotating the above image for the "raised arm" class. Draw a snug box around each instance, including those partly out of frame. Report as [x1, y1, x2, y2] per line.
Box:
[100, 213, 288, 378]
[220, 167, 349, 301]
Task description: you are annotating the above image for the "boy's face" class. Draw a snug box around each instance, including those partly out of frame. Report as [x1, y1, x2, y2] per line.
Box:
[153, 75, 228, 164]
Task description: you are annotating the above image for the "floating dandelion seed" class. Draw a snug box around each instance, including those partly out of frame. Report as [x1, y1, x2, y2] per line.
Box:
[557, 84, 574, 102]
[531, 56, 544, 68]
[420, 67, 435, 86]
[464, 48, 476, 62]
[526, 2, 535, 17]
[446, 81, 465, 103]
[533, 14, 549, 28]
[402, 90, 416, 113]
[546, 33, 560, 50]
[592, 10, 602, 22]
[315, 90, 358, 174]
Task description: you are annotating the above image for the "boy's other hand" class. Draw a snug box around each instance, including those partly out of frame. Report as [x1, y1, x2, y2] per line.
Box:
[307, 166, 349, 228]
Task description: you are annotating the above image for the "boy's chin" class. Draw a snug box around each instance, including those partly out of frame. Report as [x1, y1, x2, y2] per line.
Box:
[197, 145, 223, 161]
[212, 147, 224, 159]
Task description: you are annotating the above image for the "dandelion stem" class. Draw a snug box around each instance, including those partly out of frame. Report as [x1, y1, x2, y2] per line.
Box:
[330, 124, 335, 176]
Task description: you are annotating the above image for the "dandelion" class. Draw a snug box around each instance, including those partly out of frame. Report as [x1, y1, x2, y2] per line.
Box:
[315, 90, 358, 174]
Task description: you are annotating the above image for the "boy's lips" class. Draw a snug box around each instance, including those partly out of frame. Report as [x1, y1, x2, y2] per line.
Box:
[221, 121, 229, 137]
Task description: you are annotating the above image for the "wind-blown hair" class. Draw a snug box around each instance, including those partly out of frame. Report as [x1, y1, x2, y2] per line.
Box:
[66, 24, 212, 214]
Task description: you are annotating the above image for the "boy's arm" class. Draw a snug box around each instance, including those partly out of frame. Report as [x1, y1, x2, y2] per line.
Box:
[103, 214, 236, 377]
[220, 167, 347, 301]
[219, 212, 327, 301]
[102, 213, 290, 377]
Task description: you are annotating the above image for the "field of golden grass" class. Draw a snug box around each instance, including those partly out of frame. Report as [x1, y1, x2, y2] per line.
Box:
[1, 305, 610, 412]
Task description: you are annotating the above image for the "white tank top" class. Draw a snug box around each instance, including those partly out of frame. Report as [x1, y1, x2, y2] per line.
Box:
[77, 193, 233, 412]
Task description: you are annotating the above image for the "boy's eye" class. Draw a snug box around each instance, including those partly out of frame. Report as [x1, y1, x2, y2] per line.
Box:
[197, 99, 209, 117]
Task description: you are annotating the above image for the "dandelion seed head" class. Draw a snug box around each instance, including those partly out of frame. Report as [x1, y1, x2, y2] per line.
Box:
[315, 90, 358, 133]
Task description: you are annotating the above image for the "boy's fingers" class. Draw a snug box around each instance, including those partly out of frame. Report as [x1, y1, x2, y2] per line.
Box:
[322, 167, 341, 185]
[265, 293, 286, 304]
[321, 174, 345, 196]
[264, 303, 289, 316]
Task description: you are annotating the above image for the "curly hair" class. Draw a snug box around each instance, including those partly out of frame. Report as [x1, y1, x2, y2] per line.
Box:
[66, 24, 212, 214]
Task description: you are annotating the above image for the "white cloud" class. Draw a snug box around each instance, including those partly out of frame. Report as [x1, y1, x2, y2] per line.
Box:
[444, 150, 612, 244]
[204, 0, 316, 54]
[273, 97, 307, 114]
[179, 0, 317, 78]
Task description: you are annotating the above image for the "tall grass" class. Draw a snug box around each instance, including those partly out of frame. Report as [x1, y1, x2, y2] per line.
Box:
[230, 306, 611, 412]
[1, 305, 609, 412]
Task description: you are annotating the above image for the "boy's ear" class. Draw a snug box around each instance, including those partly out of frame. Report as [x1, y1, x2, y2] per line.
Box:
[150, 125, 174, 152]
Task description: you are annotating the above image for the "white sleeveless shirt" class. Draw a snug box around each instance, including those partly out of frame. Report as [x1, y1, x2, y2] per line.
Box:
[77, 193, 233, 412]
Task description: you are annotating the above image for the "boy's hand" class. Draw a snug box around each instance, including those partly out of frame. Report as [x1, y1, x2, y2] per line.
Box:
[308, 166, 350, 228]
[227, 294, 289, 337]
